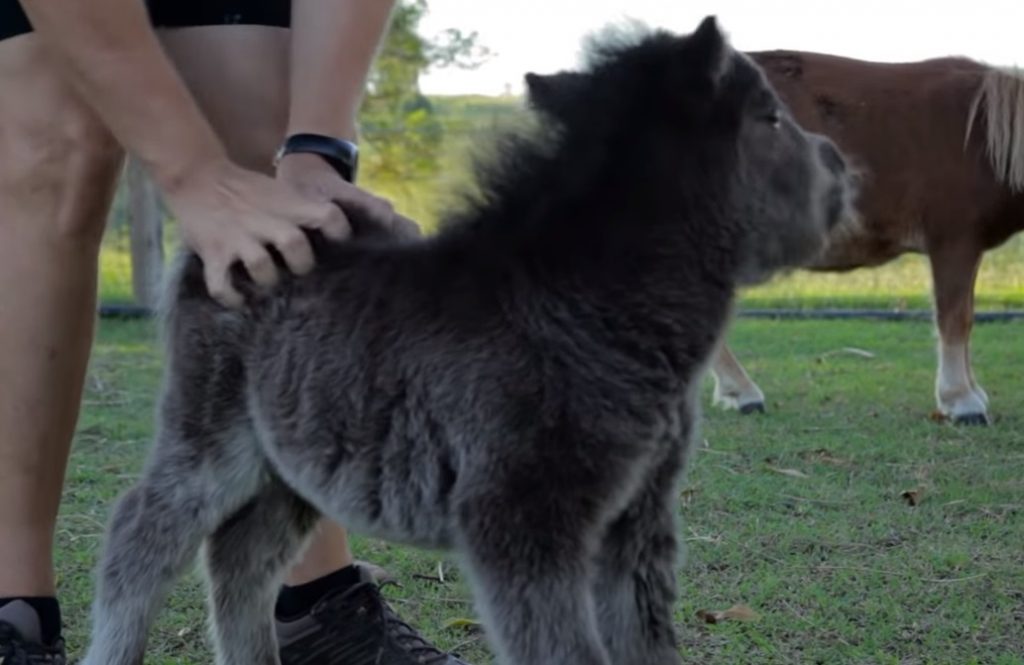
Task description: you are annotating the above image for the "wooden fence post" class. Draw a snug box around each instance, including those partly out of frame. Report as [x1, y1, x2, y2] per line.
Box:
[126, 157, 164, 310]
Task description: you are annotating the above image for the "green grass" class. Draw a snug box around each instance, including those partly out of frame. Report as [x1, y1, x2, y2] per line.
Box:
[736, 237, 1024, 311]
[58, 317, 1024, 664]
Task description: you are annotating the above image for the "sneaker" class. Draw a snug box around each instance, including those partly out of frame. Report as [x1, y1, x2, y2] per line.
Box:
[276, 566, 471, 665]
[0, 601, 66, 665]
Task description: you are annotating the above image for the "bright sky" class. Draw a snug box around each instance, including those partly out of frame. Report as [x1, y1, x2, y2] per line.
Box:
[418, 0, 1023, 96]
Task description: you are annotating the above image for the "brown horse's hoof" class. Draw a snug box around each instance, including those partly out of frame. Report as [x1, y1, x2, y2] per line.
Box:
[953, 413, 990, 426]
[740, 402, 766, 415]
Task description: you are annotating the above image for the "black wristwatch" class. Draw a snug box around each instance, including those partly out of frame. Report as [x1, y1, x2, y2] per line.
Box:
[274, 133, 360, 183]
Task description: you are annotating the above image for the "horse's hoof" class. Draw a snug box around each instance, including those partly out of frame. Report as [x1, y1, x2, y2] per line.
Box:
[739, 402, 766, 415]
[953, 412, 990, 426]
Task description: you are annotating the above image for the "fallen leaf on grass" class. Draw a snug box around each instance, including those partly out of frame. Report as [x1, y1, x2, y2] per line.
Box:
[685, 527, 722, 544]
[839, 347, 876, 358]
[696, 603, 760, 624]
[798, 448, 851, 467]
[443, 617, 483, 632]
[816, 347, 877, 363]
[901, 486, 926, 506]
[929, 410, 949, 423]
[766, 465, 809, 479]
[680, 486, 700, 506]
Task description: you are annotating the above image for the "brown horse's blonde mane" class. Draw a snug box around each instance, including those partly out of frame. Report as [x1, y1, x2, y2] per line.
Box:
[965, 65, 1024, 192]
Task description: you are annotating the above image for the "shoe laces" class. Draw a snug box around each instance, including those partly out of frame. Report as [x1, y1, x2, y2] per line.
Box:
[367, 581, 452, 665]
[0, 623, 65, 664]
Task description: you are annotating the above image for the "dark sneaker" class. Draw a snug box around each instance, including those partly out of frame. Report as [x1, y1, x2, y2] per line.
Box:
[0, 601, 66, 665]
[276, 566, 471, 665]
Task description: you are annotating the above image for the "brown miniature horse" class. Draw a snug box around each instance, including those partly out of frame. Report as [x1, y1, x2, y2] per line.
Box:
[710, 50, 1024, 425]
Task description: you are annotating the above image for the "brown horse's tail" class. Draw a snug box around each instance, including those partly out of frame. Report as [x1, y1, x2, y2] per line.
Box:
[966, 66, 1024, 192]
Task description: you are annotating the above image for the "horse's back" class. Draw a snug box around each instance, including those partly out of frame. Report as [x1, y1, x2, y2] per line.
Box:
[750, 49, 1023, 268]
[752, 50, 987, 145]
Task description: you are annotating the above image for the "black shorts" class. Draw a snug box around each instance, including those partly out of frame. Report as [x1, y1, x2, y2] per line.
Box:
[0, 0, 290, 43]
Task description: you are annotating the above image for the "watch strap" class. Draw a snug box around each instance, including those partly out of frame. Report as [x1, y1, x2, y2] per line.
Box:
[275, 133, 359, 183]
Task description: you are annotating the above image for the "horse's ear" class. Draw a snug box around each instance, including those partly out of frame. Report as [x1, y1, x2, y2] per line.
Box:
[525, 71, 587, 117]
[687, 15, 729, 88]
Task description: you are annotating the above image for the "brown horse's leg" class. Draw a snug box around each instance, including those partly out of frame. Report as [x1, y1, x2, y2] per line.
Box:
[710, 342, 766, 414]
[928, 243, 988, 425]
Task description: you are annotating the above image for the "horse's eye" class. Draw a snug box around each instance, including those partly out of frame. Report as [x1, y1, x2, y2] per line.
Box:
[764, 109, 782, 128]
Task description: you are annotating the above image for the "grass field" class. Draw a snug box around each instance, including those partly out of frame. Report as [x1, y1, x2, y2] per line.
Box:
[57, 316, 1024, 664]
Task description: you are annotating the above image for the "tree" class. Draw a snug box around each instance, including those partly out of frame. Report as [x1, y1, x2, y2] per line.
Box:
[358, 0, 490, 222]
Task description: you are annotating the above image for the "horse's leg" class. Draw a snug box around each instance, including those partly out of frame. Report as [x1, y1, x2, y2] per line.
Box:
[456, 494, 612, 665]
[710, 342, 766, 414]
[928, 242, 988, 425]
[202, 481, 320, 665]
[80, 424, 264, 665]
[81, 311, 263, 664]
[590, 441, 685, 665]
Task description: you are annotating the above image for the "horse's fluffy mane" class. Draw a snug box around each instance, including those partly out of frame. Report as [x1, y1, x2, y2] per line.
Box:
[577, 19, 657, 68]
[966, 65, 1024, 192]
[431, 25, 681, 247]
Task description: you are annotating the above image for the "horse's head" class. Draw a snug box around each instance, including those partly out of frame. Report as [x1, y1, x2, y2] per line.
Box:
[523, 16, 857, 286]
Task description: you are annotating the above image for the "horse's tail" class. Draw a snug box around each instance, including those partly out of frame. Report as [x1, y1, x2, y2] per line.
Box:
[153, 247, 253, 369]
[965, 65, 1024, 193]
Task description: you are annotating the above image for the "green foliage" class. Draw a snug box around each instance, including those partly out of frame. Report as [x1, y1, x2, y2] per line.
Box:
[358, 0, 491, 222]
[360, 1, 436, 182]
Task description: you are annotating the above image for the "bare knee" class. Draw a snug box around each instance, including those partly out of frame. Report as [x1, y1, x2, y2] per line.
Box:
[1, 38, 125, 245]
[7, 120, 124, 243]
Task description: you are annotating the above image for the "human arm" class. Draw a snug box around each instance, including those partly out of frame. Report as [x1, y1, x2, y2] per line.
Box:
[276, 0, 420, 239]
[287, 0, 399, 141]
[18, 0, 352, 305]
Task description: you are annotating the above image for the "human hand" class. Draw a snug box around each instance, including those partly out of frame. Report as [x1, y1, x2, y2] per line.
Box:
[275, 152, 422, 241]
[164, 158, 351, 307]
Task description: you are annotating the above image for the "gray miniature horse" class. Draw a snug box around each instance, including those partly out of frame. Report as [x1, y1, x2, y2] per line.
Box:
[82, 16, 855, 665]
